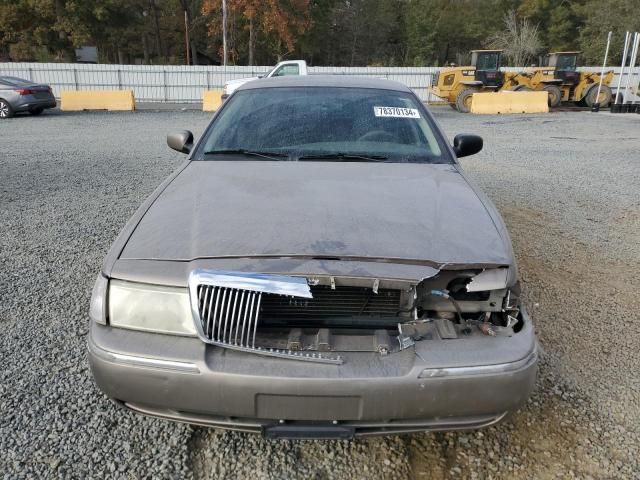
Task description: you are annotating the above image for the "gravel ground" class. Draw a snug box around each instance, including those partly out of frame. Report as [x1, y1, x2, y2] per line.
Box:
[0, 107, 638, 479]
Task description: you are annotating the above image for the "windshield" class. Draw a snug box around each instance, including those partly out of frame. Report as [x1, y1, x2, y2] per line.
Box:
[0, 76, 32, 86]
[556, 54, 577, 71]
[198, 87, 448, 163]
[475, 53, 500, 70]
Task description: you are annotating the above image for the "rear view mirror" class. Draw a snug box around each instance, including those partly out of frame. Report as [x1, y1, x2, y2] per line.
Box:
[453, 134, 483, 158]
[167, 130, 194, 154]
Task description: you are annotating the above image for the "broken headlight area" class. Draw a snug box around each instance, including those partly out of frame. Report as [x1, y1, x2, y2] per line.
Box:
[189, 268, 525, 365]
[416, 269, 522, 330]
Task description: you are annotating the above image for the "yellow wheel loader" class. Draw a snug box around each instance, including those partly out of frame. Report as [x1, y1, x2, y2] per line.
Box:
[430, 50, 505, 113]
[505, 52, 614, 107]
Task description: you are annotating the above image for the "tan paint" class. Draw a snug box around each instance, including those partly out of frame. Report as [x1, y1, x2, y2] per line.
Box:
[202, 90, 223, 112]
[470, 91, 549, 114]
[61, 90, 135, 111]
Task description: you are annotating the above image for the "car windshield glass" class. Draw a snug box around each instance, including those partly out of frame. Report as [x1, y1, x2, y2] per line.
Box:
[199, 87, 447, 163]
[556, 55, 577, 70]
[0, 76, 32, 86]
[476, 53, 499, 70]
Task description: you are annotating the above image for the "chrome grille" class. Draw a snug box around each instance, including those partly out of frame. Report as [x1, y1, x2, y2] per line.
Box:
[197, 285, 262, 347]
[189, 269, 373, 365]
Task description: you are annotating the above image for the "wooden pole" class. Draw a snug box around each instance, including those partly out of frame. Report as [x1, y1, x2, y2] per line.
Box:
[184, 9, 191, 65]
[222, 0, 228, 66]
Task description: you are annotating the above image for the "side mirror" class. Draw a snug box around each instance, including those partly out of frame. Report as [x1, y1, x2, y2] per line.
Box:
[257, 74, 265, 78]
[453, 134, 483, 158]
[167, 130, 194, 154]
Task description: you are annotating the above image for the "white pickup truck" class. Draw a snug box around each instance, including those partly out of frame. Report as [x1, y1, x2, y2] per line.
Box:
[221, 60, 308, 100]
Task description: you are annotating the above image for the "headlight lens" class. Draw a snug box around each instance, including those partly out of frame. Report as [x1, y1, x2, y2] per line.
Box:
[108, 280, 197, 336]
[89, 274, 108, 325]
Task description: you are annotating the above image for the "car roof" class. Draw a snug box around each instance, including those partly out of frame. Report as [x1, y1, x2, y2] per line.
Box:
[236, 75, 413, 93]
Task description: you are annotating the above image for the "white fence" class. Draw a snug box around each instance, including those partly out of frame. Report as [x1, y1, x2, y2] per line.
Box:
[0, 62, 638, 103]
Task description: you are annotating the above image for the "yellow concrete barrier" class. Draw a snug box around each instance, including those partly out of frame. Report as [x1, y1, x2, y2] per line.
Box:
[60, 90, 135, 111]
[203, 90, 223, 112]
[470, 91, 549, 114]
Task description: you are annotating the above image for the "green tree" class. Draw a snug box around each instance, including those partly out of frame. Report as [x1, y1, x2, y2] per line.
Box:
[0, 0, 73, 61]
[518, 0, 584, 52]
[405, 0, 514, 66]
[577, 0, 640, 64]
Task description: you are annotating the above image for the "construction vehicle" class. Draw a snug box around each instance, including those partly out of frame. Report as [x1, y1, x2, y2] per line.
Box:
[431, 50, 614, 112]
[504, 52, 613, 107]
[430, 50, 505, 113]
[430, 50, 558, 112]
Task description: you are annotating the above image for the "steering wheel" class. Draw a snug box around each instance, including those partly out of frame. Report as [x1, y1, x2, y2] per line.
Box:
[357, 130, 397, 142]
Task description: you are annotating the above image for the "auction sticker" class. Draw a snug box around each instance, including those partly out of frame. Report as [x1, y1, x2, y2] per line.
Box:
[374, 106, 420, 118]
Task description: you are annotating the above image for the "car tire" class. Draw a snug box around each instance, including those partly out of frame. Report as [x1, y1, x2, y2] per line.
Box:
[30, 107, 44, 116]
[455, 88, 477, 113]
[0, 99, 13, 119]
[543, 85, 562, 107]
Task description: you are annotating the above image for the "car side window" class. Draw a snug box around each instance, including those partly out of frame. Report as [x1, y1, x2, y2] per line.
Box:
[271, 64, 300, 77]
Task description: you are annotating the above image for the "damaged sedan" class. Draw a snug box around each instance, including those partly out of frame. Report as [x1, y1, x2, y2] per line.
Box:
[88, 76, 537, 439]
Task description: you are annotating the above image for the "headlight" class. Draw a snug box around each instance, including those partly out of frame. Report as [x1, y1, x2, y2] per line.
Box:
[89, 274, 108, 325]
[108, 280, 197, 336]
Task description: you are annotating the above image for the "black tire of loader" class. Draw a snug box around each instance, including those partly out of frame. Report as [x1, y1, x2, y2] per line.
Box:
[455, 88, 477, 113]
[543, 85, 562, 108]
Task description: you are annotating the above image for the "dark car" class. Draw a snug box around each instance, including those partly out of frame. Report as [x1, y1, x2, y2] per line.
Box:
[88, 76, 537, 439]
[0, 76, 56, 118]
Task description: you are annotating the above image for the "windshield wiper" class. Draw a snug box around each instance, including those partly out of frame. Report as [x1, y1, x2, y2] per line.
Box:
[203, 149, 289, 161]
[297, 153, 389, 162]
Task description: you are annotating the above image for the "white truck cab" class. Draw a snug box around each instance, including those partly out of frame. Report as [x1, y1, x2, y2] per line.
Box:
[221, 60, 308, 100]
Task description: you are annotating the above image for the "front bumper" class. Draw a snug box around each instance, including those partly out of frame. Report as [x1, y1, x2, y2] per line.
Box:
[88, 317, 537, 438]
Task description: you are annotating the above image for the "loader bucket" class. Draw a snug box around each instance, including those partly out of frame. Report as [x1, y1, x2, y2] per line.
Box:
[470, 91, 549, 114]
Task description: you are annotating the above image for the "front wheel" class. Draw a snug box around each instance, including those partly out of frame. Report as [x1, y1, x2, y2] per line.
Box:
[585, 85, 612, 108]
[543, 85, 562, 107]
[0, 99, 13, 119]
[455, 88, 477, 113]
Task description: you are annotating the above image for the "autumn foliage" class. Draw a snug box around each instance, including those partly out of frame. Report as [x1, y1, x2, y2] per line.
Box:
[202, 0, 311, 63]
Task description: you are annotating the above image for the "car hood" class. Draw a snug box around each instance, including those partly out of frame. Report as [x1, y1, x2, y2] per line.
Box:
[225, 77, 259, 91]
[120, 161, 513, 269]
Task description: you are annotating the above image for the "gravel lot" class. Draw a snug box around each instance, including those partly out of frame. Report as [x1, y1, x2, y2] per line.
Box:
[1, 107, 638, 479]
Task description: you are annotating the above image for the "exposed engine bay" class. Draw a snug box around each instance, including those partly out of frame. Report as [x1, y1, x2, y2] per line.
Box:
[189, 268, 524, 365]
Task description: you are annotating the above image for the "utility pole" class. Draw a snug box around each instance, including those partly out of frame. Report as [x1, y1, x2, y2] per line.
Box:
[222, 0, 228, 66]
[184, 9, 191, 65]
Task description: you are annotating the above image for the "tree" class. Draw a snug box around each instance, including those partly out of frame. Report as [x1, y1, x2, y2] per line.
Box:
[577, 0, 640, 64]
[487, 10, 542, 66]
[518, 0, 584, 52]
[405, 0, 515, 66]
[0, 0, 74, 61]
[202, 0, 311, 64]
[1, 0, 633, 66]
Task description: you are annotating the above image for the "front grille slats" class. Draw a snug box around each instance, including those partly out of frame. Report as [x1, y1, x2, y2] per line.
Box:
[197, 285, 400, 335]
[192, 270, 344, 364]
[259, 286, 400, 321]
[197, 285, 264, 348]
